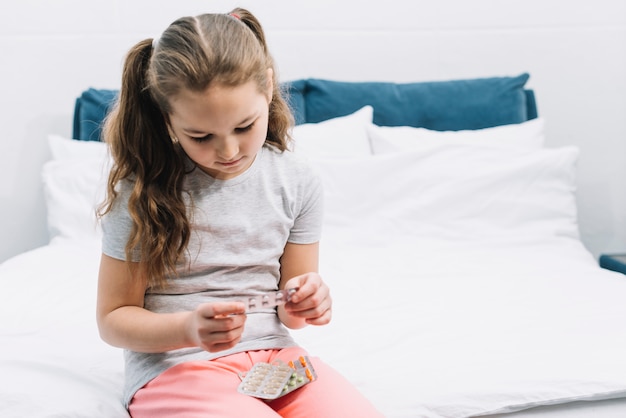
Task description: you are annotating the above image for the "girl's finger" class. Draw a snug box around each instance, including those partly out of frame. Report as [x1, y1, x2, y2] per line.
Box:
[200, 302, 246, 318]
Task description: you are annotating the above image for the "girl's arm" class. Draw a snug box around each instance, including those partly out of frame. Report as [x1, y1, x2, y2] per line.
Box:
[96, 254, 246, 353]
[277, 242, 332, 329]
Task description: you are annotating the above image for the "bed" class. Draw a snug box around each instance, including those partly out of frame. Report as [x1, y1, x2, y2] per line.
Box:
[2, 73, 626, 418]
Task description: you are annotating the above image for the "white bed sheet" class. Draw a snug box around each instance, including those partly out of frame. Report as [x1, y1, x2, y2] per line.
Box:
[482, 397, 626, 418]
[299, 229, 626, 417]
[1, 231, 625, 417]
[2, 135, 626, 417]
[0, 240, 128, 418]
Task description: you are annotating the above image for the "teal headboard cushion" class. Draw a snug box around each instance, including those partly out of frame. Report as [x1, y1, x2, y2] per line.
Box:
[72, 74, 536, 141]
[284, 79, 307, 126]
[72, 88, 118, 142]
[299, 73, 533, 130]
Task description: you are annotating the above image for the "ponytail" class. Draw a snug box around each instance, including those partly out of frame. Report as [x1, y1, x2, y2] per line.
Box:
[230, 8, 268, 55]
[108, 39, 170, 179]
[100, 39, 190, 289]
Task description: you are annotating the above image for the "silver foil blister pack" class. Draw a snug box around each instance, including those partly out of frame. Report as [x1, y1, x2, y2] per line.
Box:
[243, 288, 297, 313]
[237, 355, 317, 399]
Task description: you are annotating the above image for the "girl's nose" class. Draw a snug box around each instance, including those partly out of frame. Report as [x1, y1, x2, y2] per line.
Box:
[217, 136, 239, 160]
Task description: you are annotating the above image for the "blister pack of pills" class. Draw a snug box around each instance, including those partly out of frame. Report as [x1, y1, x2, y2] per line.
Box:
[237, 356, 317, 400]
[243, 288, 297, 313]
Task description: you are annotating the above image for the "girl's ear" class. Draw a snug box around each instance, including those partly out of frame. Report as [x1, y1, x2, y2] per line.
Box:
[266, 68, 274, 103]
[163, 115, 179, 143]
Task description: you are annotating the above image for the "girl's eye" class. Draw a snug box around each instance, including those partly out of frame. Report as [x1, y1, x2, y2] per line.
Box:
[235, 122, 254, 133]
[190, 134, 213, 143]
[187, 122, 254, 142]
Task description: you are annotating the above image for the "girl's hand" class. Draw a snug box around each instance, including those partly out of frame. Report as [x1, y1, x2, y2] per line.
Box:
[186, 302, 246, 352]
[283, 273, 332, 326]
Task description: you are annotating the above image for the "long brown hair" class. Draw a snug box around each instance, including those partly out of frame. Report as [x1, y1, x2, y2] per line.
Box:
[99, 8, 294, 289]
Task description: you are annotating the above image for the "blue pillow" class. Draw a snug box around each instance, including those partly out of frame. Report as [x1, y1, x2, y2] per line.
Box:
[303, 73, 531, 131]
[72, 88, 118, 141]
[72, 74, 535, 140]
[283, 79, 307, 125]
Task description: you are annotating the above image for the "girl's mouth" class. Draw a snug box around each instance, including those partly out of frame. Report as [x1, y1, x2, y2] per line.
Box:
[219, 157, 243, 167]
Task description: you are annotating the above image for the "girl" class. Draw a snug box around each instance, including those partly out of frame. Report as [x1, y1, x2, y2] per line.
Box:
[96, 7, 383, 418]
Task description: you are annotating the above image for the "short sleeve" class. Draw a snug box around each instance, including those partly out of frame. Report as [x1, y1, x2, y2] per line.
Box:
[288, 167, 324, 244]
[101, 182, 138, 261]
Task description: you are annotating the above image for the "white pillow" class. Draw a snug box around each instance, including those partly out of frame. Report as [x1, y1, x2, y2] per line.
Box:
[312, 144, 579, 241]
[48, 133, 109, 161]
[290, 106, 373, 158]
[43, 135, 110, 243]
[367, 117, 545, 154]
[42, 111, 374, 244]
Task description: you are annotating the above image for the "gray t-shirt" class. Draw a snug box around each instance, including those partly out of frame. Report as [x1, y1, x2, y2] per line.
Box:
[101, 145, 324, 407]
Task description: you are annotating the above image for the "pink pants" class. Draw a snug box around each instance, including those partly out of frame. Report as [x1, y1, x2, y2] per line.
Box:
[129, 347, 384, 418]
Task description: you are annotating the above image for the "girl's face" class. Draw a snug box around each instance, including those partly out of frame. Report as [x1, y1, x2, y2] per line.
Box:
[167, 76, 272, 180]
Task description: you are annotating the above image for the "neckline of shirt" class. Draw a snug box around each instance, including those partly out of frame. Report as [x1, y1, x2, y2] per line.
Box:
[189, 146, 265, 187]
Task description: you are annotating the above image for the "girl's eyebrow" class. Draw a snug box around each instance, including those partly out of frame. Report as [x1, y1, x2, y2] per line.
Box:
[184, 128, 209, 135]
[184, 127, 211, 135]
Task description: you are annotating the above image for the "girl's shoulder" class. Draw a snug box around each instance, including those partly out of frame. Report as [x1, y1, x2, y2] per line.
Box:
[261, 144, 317, 179]
[111, 177, 134, 200]
[263, 143, 311, 167]
[103, 178, 134, 220]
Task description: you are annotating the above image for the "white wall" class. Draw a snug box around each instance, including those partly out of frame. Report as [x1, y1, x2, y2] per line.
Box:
[1, 0, 625, 262]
